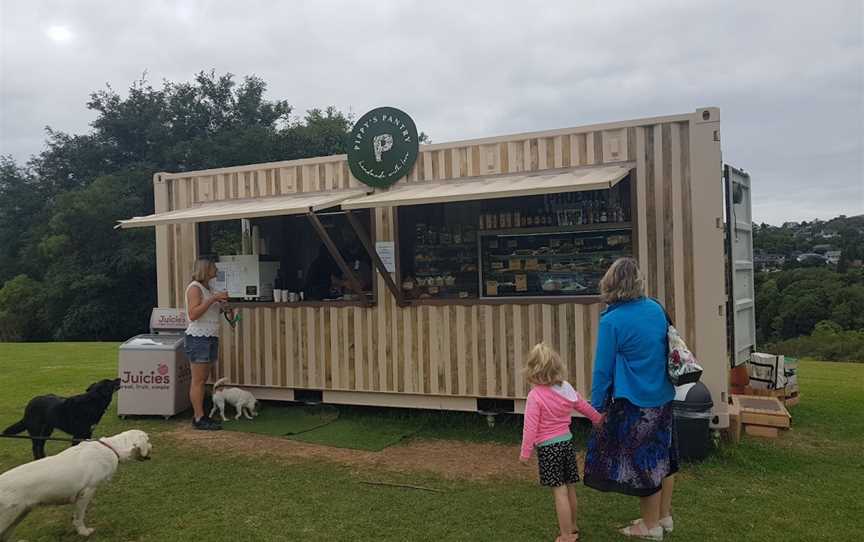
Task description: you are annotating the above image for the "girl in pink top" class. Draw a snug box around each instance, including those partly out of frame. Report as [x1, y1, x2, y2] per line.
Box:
[520, 343, 604, 542]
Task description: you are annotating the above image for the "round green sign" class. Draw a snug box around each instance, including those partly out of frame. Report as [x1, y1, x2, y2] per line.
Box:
[348, 107, 419, 189]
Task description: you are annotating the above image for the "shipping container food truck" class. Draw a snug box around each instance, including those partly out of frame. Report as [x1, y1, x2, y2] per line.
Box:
[120, 107, 755, 429]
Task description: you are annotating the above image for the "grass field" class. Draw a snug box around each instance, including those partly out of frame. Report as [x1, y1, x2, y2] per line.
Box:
[0, 343, 862, 541]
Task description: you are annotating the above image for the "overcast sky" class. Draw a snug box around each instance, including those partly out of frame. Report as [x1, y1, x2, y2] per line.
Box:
[1, 0, 862, 224]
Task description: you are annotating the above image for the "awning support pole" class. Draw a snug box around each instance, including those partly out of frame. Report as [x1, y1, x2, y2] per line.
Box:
[346, 211, 405, 307]
[306, 212, 367, 302]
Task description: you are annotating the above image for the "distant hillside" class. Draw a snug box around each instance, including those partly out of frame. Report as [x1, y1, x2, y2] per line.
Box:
[754, 214, 864, 362]
[753, 214, 863, 270]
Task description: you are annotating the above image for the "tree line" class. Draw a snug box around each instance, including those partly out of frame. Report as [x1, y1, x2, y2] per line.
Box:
[754, 225, 864, 362]
[0, 72, 354, 341]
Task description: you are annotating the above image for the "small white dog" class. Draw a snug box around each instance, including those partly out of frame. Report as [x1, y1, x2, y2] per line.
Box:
[209, 378, 259, 421]
[0, 429, 152, 540]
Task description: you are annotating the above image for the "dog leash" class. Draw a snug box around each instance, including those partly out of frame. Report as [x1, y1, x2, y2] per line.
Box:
[0, 434, 86, 443]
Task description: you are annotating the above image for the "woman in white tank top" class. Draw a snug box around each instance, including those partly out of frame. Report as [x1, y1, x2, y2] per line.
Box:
[184, 258, 231, 430]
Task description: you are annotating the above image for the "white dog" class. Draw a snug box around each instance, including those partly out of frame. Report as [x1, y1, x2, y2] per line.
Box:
[209, 378, 259, 421]
[0, 429, 151, 541]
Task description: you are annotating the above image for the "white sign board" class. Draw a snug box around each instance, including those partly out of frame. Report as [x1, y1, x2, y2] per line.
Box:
[375, 241, 396, 273]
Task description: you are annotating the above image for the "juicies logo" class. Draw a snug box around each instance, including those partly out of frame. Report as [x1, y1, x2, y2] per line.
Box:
[348, 107, 419, 189]
[121, 363, 171, 386]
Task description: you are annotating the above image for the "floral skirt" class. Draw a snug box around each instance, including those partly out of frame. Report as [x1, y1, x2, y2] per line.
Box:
[583, 398, 679, 497]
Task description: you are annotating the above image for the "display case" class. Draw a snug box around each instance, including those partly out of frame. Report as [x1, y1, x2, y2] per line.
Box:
[480, 226, 633, 298]
[397, 177, 634, 302]
[408, 239, 479, 300]
[398, 201, 481, 300]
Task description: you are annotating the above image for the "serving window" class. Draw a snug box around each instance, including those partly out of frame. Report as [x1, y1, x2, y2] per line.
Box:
[197, 210, 375, 305]
[395, 174, 634, 303]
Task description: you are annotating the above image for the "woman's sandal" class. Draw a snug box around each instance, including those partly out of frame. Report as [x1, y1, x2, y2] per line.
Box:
[619, 519, 663, 541]
[626, 517, 673, 533]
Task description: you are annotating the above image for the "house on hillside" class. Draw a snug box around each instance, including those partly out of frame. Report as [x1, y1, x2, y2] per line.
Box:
[797, 253, 827, 265]
[825, 251, 842, 265]
[754, 253, 786, 271]
[793, 227, 813, 239]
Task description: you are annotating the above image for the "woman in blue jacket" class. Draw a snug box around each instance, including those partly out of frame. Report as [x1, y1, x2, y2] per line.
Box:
[584, 258, 678, 541]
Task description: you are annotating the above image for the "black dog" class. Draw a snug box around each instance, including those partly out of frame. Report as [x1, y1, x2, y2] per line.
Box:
[2, 378, 121, 459]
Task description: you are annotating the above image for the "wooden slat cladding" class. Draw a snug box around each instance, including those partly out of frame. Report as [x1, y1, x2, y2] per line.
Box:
[161, 118, 704, 403]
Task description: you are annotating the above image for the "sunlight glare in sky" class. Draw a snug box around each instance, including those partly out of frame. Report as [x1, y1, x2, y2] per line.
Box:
[45, 25, 74, 43]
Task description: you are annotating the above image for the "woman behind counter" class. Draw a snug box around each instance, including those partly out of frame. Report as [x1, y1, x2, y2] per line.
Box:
[583, 257, 678, 541]
[184, 258, 231, 431]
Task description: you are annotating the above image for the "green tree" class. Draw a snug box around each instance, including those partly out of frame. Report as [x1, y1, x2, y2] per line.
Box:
[0, 158, 49, 283]
[0, 275, 48, 341]
[1, 71, 355, 340]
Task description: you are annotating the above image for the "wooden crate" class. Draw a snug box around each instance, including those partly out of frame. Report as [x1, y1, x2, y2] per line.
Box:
[725, 401, 742, 444]
[731, 395, 791, 429]
[741, 386, 786, 399]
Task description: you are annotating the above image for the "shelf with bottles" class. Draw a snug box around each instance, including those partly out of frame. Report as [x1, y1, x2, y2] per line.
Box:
[413, 243, 478, 251]
[478, 222, 632, 237]
[484, 249, 627, 260]
[414, 255, 477, 264]
[482, 232, 632, 258]
[413, 223, 478, 247]
[477, 190, 630, 232]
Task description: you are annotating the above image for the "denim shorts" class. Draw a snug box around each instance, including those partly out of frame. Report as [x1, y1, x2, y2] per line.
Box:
[184, 334, 219, 363]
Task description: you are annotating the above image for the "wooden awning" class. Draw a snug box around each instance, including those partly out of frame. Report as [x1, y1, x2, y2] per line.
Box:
[117, 189, 368, 228]
[341, 165, 632, 209]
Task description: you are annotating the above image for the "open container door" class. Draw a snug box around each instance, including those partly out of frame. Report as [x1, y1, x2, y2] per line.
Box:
[724, 165, 756, 367]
